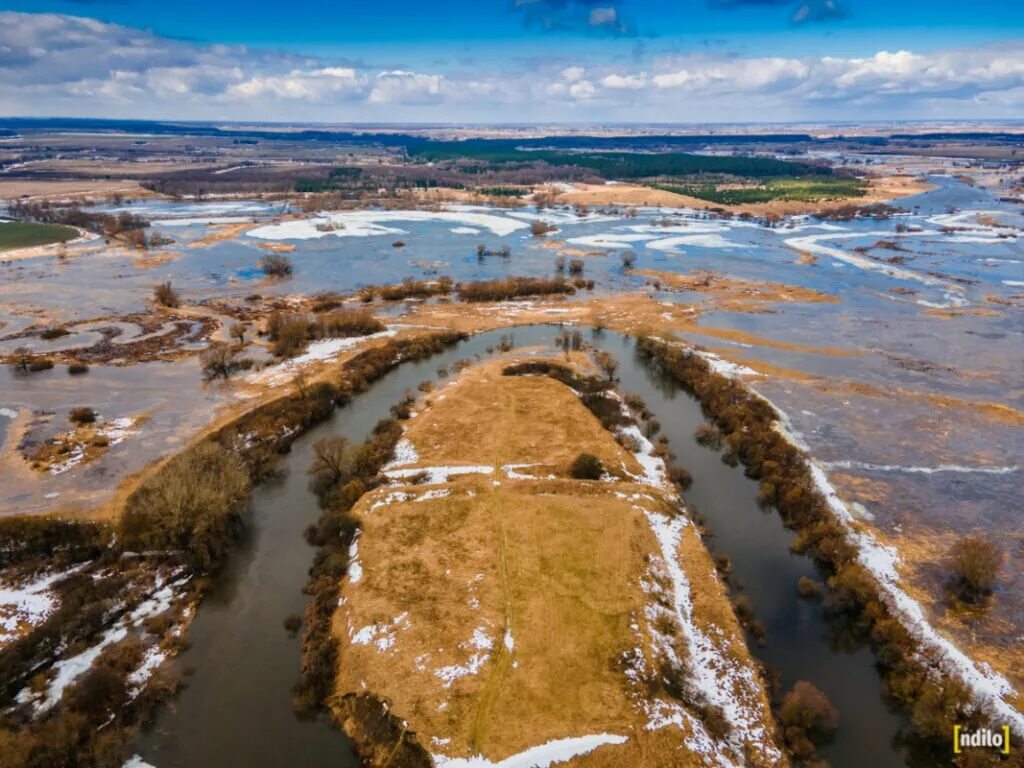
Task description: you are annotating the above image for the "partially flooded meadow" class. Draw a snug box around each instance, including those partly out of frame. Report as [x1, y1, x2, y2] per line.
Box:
[1, 169, 1021, 765]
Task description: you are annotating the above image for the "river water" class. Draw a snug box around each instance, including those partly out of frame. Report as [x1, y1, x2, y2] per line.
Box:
[136, 326, 911, 768]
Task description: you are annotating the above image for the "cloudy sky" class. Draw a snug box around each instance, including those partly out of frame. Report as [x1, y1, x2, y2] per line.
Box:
[2, 0, 1024, 122]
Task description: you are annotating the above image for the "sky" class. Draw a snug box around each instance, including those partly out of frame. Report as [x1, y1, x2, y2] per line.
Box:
[2, 0, 1024, 123]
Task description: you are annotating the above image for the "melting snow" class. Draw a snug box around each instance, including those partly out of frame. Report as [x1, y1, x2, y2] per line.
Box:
[643, 510, 782, 762]
[432, 733, 628, 768]
[0, 565, 86, 645]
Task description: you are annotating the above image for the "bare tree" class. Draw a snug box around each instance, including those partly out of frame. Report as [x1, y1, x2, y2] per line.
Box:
[200, 343, 239, 381]
[308, 436, 350, 486]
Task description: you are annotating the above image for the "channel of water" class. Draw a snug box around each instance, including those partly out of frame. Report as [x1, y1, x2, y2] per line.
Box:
[136, 326, 910, 768]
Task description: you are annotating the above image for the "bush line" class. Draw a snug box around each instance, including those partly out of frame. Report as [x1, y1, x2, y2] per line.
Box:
[634, 335, 1014, 766]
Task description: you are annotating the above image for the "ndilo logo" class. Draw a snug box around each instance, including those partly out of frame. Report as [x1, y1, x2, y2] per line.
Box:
[953, 725, 1011, 755]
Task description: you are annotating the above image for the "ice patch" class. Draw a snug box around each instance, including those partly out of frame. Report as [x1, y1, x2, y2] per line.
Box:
[250, 209, 528, 241]
[247, 329, 396, 386]
[820, 460, 1019, 476]
[646, 234, 749, 251]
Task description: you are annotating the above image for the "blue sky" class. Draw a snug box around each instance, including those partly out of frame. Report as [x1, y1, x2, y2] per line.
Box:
[2, 1, 1023, 121]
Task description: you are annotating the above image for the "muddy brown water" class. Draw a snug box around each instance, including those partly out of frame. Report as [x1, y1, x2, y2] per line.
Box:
[136, 326, 911, 768]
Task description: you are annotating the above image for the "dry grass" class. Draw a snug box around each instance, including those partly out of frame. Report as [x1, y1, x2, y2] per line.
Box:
[332, 360, 782, 766]
[187, 222, 257, 249]
[634, 268, 839, 311]
[401, 362, 643, 477]
[551, 175, 932, 217]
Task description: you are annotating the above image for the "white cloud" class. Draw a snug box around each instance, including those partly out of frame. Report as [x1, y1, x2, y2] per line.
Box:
[0, 11, 1022, 121]
[369, 70, 444, 104]
[226, 67, 365, 101]
[600, 73, 647, 90]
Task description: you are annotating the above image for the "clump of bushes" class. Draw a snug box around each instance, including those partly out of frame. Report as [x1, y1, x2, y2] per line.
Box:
[695, 423, 723, 449]
[39, 327, 69, 340]
[120, 442, 252, 572]
[797, 576, 824, 599]
[267, 313, 310, 358]
[267, 310, 385, 359]
[948, 536, 1003, 601]
[200, 343, 248, 380]
[569, 452, 604, 480]
[153, 281, 180, 308]
[373, 276, 453, 302]
[530, 220, 557, 237]
[260, 253, 293, 277]
[310, 309, 385, 339]
[779, 681, 839, 760]
[67, 362, 89, 375]
[457, 277, 574, 302]
[68, 407, 96, 425]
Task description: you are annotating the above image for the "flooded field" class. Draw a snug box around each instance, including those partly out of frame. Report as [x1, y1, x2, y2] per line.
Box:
[1, 172, 1022, 756]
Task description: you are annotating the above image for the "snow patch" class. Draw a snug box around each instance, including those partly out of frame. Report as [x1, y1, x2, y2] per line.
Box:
[432, 733, 628, 768]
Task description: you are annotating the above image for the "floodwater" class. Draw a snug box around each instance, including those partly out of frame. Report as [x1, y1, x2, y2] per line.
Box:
[136, 327, 911, 768]
[2, 175, 1021, 712]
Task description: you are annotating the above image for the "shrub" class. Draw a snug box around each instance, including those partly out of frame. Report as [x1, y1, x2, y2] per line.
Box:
[28, 358, 54, 372]
[694, 423, 722, 449]
[9, 347, 33, 373]
[67, 362, 89, 375]
[621, 250, 637, 269]
[779, 681, 839, 759]
[568, 258, 584, 275]
[260, 253, 293, 277]
[68, 407, 96, 425]
[797, 576, 824, 599]
[120, 442, 251, 572]
[569, 453, 603, 480]
[530, 220, 557, 237]
[200, 343, 242, 381]
[39, 327, 69, 340]
[310, 309, 384, 339]
[284, 614, 303, 634]
[457, 277, 574, 302]
[153, 281, 180, 308]
[948, 536, 1003, 600]
[269, 314, 309, 358]
[668, 466, 693, 491]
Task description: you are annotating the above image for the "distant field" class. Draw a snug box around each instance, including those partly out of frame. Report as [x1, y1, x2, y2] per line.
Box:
[656, 175, 866, 204]
[0, 221, 79, 252]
